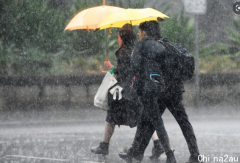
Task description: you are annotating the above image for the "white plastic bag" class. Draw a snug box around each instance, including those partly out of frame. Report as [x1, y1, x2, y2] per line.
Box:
[94, 72, 117, 110]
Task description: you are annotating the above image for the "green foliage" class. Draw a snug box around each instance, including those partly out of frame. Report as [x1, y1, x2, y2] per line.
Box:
[225, 19, 240, 54]
[161, 10, 195, 53]
[12, 47, 53, 75]
[0, 41, 14, 75]
[199, 18, 240, 72]
[199, 18, 240, 57]
[200, 54, 240, 73]
[199, 43, 229, 56]
[113, 0, 145, 8]
[0, 0, 66, 74]
[0, 0, 108, 74]
[0, 0, 66, 53]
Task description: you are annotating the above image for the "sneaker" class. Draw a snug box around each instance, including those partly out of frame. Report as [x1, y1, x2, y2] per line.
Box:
[90, 142, 109, 155]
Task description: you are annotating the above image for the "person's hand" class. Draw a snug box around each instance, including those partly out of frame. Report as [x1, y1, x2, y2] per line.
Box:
[104, 61, 113, 70]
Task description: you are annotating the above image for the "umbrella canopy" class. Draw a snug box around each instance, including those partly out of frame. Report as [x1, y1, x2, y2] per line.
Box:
[64, 0, 126, 60]
[97, 8, 169, 30]
[64, 0, 126, 31]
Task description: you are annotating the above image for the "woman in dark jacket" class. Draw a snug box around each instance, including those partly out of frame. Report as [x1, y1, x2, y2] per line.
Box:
[90, 28, 139, 156]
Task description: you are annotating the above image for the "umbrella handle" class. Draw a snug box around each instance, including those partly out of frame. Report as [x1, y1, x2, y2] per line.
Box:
[100, 56, 109, 73]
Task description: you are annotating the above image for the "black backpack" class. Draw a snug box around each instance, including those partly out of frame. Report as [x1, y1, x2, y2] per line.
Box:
[158, 38, 195, 83]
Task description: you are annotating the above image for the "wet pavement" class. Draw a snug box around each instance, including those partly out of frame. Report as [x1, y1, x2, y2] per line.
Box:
[0, 106, 239, 163]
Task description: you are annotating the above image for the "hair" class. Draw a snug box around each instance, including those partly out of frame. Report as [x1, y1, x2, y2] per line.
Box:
[139, 21, 162, 38]
[119, 28, 136, 47]
[122, 23, 132, 29]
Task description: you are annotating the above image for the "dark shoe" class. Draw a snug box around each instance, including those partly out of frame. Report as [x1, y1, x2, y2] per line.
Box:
[165, 150, 177, 163]
[185, 155, 203, 163]
[149, 140, 164, 160]
[90, 142, 109, 155]
[119, 151, 132, 163]
[119, 148, 143, 163]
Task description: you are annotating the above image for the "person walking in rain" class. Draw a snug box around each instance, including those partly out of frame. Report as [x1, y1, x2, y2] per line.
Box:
[119, 21, 201, 163]
[119, 21, 177, 163]
[91, 26, 164, 158]
[154, 22, 201, 163]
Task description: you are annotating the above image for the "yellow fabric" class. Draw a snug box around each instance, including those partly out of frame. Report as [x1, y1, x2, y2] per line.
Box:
[97, 8, 169, 30]
[65, 5, 126, 31]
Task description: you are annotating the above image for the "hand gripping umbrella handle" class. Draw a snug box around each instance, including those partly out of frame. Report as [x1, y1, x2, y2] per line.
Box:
[100, 56, 109, 73]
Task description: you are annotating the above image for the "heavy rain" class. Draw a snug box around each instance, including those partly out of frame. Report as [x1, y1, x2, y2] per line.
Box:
[0, 0, 239, 163]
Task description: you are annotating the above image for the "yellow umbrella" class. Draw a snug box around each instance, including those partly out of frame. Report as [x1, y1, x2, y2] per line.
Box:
[97, 8, 169, 30]
[65, 0, 126, 60]
[65, 0, 125, 31]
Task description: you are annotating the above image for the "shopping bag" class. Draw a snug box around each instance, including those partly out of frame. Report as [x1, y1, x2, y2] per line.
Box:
[94, 72, 117, 110]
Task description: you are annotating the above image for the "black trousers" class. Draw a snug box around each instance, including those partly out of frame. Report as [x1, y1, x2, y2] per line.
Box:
[130, 91, 171, 158]
[137, 92, 200, 157]
[158, 92, 200, 156]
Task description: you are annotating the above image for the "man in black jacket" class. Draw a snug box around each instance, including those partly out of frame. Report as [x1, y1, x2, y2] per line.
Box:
[119, 21, 177, 163]
[153, 21, 201, 163]
[120, 21, 201, 163]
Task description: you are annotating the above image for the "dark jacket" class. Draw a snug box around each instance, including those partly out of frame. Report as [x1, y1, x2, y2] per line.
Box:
[113, 45, 134, 83]
[107, 45, 140, 128]
[155, 37, 185, 93]
[131, 37, 166, 94]
[113, 45, 138, 100]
